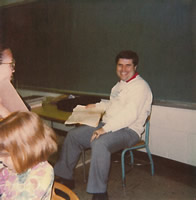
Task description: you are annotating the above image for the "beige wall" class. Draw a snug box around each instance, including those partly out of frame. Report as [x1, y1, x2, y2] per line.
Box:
[150, 105, 196, 166]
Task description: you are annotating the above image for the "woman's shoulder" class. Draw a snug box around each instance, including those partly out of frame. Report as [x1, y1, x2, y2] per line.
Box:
[31, 161, 53, 177]
[33, 161, 53, 170]
[24, 161, 54, 196]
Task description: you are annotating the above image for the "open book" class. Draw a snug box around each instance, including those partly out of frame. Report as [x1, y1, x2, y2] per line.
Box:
[0, 80, 28, 114]
[65, 105, 103, 127]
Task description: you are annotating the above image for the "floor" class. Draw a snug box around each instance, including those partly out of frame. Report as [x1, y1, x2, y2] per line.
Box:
[49, 130, 196, 200]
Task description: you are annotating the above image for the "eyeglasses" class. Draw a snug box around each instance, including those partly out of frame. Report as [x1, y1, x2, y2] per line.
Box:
[1, 59, 15, 71]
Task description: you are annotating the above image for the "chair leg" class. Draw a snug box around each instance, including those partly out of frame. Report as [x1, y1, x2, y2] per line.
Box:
[82, 150, 87, 183]
[129, 150, 134, 166]
[121, 150, 127, 187]
[145, 146, 154, 176]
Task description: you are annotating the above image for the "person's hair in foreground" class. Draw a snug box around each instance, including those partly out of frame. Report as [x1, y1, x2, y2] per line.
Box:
[115, 50, 139, 66]
[0, 111, 57, 174]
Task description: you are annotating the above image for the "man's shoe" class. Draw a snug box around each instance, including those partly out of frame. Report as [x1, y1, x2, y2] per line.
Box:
[55, 175, 75, 190]
[92, 192, 108, 200]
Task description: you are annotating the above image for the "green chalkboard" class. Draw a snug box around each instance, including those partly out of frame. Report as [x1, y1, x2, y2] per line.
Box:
[2, 0, 196, 103]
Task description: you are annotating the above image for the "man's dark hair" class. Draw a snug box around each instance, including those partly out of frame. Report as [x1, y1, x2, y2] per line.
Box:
[115, 50, 139, 66]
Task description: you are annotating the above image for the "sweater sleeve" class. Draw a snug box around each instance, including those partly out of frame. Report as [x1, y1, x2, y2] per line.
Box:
[95, 100, 109, 112]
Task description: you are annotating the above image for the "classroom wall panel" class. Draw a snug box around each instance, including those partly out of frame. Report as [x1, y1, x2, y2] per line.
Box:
[2, 0, 195, 103]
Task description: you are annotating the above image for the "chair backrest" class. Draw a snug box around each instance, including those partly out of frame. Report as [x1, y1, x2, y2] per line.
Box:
[51, 181, 79, 200]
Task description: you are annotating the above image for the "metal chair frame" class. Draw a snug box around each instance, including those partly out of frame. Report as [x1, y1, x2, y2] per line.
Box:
[82, 120, 154, 186]
[121, 120, 154, 187]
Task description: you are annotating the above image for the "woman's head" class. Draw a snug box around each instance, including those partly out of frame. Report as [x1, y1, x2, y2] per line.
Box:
[0, 111, 57, 174]
[0, 48, 15, 82]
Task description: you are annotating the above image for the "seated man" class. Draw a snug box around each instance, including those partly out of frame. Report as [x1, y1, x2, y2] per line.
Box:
[54, 50, 153, 200]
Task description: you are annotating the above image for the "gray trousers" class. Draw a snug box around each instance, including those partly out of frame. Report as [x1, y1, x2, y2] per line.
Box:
[54, 122, 139, 193]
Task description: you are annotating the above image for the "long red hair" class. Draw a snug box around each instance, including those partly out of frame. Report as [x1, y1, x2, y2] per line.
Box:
[0, 111, 57, 174]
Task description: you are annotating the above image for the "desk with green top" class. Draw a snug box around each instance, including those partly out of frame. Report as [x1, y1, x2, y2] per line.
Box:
[31, 94, 104, 126]
[32, 98, 72, 127]
[32, 97, 88, 177]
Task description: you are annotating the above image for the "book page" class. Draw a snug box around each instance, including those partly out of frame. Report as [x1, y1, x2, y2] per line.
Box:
[0, 80, 28, 113]
[65, 105, 103, 127]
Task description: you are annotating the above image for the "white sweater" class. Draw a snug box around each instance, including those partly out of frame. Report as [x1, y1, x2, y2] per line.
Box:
[96, 75, 153, 135]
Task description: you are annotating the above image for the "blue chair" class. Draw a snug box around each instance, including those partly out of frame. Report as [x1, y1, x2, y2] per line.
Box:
[121, 120, 154, 187]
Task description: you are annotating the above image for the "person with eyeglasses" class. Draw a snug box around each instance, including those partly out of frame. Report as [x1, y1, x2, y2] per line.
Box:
[0, 48, 30, 119]
[0, 48, 15, 82]
[0, 49, 15, 118]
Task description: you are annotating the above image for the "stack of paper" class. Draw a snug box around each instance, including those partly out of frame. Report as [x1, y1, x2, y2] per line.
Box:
[65, 105, 103, 127]
[24, 95, 46, 108]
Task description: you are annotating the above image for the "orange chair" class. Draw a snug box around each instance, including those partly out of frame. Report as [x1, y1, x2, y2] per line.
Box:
[51, 181, 79, 200]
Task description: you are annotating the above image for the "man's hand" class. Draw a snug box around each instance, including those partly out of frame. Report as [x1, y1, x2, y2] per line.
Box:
[91, 128, 106, 142]
[86, 104, 96, 109]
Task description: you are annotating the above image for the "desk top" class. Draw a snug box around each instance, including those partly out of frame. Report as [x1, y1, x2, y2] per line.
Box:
[32, 102, 71, 123]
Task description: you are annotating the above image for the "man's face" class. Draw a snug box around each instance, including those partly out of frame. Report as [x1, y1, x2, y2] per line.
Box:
[116, 58, 137, 81]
